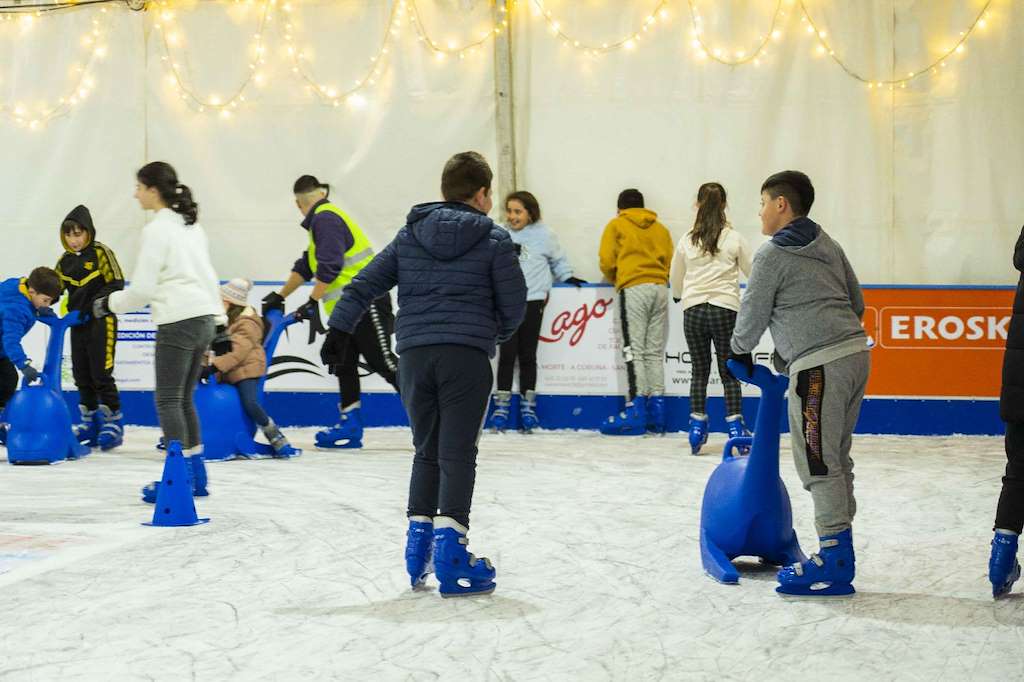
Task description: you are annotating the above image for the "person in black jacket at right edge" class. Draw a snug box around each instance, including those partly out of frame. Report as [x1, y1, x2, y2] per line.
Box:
[991, 225, 1024, 599]
[55, 205, 126, 450]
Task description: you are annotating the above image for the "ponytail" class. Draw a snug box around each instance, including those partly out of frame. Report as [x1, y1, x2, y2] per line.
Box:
[137, 161, 199, 225]
[690, 182, 728, 256]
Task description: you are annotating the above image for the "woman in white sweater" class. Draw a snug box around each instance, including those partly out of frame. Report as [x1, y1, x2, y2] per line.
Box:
[669, 182, 752, 455]
[93, 162, 228, 499]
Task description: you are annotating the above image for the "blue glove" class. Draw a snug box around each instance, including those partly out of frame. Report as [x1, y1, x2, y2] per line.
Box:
[37, 306, 57, 318]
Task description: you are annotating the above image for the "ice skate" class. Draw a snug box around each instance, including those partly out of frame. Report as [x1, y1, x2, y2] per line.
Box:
[97, 405, 123, 451]
[262, 419, 301, 458]
[142, 452, 209, 503]
[989, 530, 1021, 599]
[316, 404, 363, 449]
[600, 397, 647, 436]
[73, 405, 99, 447]
[688, 413, 708, 455]
[487, 391, 512, 433]
[433, 517, 496, 598]
[725, 414, 751, 455]
[520, 390, 539, 433]
[776, 528, 855, 597]
[405, 516, 434, 589]
[646, 395, 666, 434]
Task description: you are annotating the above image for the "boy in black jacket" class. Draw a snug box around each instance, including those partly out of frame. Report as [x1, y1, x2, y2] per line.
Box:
[55, 205, 125, 450]
[322, 152, 527, 597]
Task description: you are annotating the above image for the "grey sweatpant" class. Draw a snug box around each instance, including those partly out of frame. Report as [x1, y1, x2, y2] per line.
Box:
[154, 315, 216, 450]
[616, 283, 668, 399]
[788, 351, 870, 537]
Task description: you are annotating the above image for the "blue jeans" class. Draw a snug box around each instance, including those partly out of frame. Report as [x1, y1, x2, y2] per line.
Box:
[235, 378, 269, 427]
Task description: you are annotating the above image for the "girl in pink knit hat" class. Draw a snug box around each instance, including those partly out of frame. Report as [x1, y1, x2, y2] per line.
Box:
[203, 278, 296, 457]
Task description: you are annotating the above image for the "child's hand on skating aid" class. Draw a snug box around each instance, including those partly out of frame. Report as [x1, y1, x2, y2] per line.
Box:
[199, 365, 217, 382]
[727, 352, 755, 380]
[261, 291, 285, 317]
[211, 326, 232, 356]
[92, 296, 112, 319]
[320, 328, 352, 374]
[20, 363, 40, 384]
[563, 276, 587, 287]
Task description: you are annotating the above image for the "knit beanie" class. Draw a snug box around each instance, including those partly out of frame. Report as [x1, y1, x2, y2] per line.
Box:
[220, 278, 253, 307]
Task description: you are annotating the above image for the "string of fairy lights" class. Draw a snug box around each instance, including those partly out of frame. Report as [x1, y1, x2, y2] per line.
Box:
[0, 0, 1004, 127]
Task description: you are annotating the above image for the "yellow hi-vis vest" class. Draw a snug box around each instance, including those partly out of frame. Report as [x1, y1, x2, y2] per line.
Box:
[308, 203, 375, 314]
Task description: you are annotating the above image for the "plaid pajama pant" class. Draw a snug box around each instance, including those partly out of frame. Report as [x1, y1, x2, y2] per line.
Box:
[682, 302, 743, 416]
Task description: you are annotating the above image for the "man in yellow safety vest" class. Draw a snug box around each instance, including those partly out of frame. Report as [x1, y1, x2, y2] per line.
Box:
[262, 175, 398, 449]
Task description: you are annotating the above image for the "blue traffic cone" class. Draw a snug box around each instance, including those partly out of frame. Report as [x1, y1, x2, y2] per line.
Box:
[143, 441, 210, 527]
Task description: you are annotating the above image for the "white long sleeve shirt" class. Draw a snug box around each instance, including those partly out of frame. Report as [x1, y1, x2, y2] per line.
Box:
[669, 226, 753, 312]
[108, 208, 226, 326]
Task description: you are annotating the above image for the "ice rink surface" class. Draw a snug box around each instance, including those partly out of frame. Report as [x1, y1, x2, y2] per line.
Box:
[1, 427, 1022, 681]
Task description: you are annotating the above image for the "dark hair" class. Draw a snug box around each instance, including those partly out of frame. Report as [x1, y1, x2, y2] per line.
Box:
[505, 191, 541, 223]
[61, 220, 87, 235]
[137, 161, 198, 225]
[293, 175, 330, 197]
[761, 170, 815, 217]
[27, 266, 62, 299]
[617, 189, 644, 210]
[441, 151, 493, 202]
[226, 302, 246, 327]
[690, 182, 728, 256]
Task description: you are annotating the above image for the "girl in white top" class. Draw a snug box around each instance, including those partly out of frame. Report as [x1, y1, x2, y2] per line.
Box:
[93, 161, 228, 501]
[669, 182, 753, 454]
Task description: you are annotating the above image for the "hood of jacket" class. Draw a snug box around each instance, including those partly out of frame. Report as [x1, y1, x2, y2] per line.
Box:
[770, 216, 835, 263]
[405, 201, 496, 261]
[619, 207, 659, 229]
[60, 205, 96, 252]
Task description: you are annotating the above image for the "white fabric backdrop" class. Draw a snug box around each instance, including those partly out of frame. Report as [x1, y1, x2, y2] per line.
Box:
[0, 0, 1020, 286]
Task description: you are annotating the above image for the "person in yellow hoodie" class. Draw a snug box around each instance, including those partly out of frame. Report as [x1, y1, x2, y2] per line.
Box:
[598, 188, 674, 435]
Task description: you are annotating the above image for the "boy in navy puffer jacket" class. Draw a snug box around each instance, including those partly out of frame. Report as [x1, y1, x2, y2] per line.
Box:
[323, 152, 526, 598]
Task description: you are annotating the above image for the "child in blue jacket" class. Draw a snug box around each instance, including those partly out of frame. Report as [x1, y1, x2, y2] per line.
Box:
[0, 268, 63, 443]
[322, 151, 527, 598]
[489, 190, 585, 433]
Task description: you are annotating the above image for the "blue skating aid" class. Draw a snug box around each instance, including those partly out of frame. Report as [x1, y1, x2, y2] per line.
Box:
[143, 441, 210, 527]
[6, 311, 90, 465]
[194, 310, 301, 461]
[433, 522, 495, 598]
[776, 529, 855, 597]
[405, 518, 434, 589]
[699, 361, 806, 585]
[316, 407, 363, 449]
[989, 531, 1021, 599]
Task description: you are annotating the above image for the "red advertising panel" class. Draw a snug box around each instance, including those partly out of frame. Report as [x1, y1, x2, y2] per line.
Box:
[862, 288, 1013, 398]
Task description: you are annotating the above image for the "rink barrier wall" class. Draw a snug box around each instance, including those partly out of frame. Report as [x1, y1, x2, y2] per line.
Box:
[61, 391, 1004, 437]
[53, 282, 1012, 437]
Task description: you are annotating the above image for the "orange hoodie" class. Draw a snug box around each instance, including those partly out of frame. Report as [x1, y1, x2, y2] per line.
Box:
[598, 208, 674, 291]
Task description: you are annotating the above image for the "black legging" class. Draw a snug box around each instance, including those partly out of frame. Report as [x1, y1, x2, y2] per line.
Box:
[996, 421, 1024, 533]
[683, 302, 743, 416]
[334, 296, 399, 409]
[497, 299, 546, 393]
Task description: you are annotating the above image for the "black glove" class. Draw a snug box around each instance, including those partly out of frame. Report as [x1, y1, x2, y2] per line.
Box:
[563, 276, 587, 287]
[512, 243, 523, 256]
[320, 328, 352, 374]
[211, 325, 232, 356]
[727, 352, 755, 380]
[295, 297, 327, 343]
[20, 363, 40, 384]
[200, 365, 217, 381]
[92, 296, 111, 319]
[261, 291, 285, 317]
[37, 306, 57, 318]
[673, 298, 681, 304]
